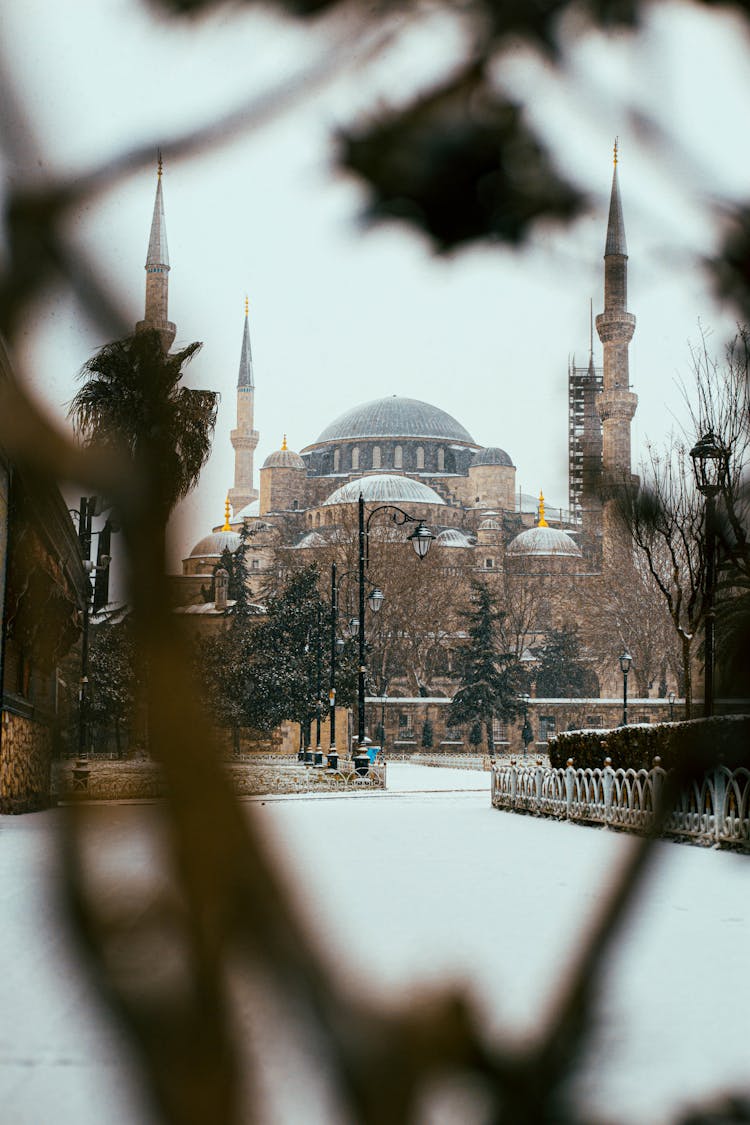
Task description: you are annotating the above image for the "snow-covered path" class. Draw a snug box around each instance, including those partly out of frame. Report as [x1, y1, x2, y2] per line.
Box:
[0, 763, 748, 1123]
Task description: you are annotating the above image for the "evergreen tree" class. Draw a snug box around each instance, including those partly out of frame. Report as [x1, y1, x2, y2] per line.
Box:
[421, 718, 434, 749]
[86, 616, 138, 757]
[216, 523, 253, 615]
[535, 626, 599, 698]
[200, 565, 325, 744]
[468, 721, 483, 749]
[449, 580, 522, 757]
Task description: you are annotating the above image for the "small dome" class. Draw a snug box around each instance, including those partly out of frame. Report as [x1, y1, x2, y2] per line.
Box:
[478, 517, 501, 531]
[506, 526, 582, 558]
[436, 528, 472, 548]
[293, 531, 328, 549]
[262, 447, 305, 470]
[189, 529, 241, 559]
[322, 474, 446, 507]
[310, 396, 476, 445]
[233, 500, 260, 520]
[471, 447, 514, 468]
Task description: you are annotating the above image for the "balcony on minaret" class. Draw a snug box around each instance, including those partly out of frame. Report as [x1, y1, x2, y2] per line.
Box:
[230, 428, 259, 450]
[595, 311, 636, 344]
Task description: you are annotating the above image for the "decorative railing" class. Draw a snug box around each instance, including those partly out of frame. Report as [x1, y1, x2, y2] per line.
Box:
[491, 758, 750, 849]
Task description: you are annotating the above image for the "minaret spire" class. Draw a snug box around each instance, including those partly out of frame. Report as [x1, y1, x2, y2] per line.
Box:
[596, 142, 638, 563]
[229, 299, 260, 514]
[135, 153, 176, 351]
[237, 297, 254, 389]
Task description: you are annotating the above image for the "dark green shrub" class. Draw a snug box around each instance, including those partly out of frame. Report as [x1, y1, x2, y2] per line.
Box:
[548, 716, 750, 772]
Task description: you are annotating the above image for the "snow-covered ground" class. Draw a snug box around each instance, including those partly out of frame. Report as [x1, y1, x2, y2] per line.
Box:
[0, 763, 748, 1123]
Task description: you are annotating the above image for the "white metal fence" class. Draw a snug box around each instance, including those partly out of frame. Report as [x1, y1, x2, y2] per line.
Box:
[491, 760, 750, 848]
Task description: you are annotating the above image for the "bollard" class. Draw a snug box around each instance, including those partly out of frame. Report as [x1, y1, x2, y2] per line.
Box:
[354, 752, 370, 777]
[314, 749, 324, 767]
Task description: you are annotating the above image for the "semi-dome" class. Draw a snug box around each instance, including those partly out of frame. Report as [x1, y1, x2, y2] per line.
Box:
[471, 446, 514, 468]
[322, 474, 446, 507]
[478, 517, 502, 531]
[506, 526, 582, 558]
[262, 447, 305, 470]
[310, 396, 476, 445]
[189, 529, 241, 559]
[436, 528, 473, 548]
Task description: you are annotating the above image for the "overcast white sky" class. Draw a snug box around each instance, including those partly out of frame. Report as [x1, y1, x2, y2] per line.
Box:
[2, 0, 750, 567]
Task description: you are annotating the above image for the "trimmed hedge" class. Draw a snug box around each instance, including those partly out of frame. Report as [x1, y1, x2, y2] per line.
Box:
[548, 715, 750, 772]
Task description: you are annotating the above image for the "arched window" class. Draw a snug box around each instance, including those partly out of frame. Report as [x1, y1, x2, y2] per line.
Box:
[394, 445, 403, 469]
[333, 449, 340, 472]
[416, 446, 425, 470]
[437, 448, 445, 471]
[315, 512, 321, 526]
[292, 499, 299, 510]
[372, 445, 381, 469]
[351, 446, 359, 471]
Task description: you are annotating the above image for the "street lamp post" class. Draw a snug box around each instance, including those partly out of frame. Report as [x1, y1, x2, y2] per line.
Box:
[690, 431, 730, 718]
[328, 562, 346, 758]
[520, 693, 533, 757]
[668, 690, 675, 721]
[619, 650, 632, 726]
[72, 496, 112, 759]
[356, 492, 434, 753]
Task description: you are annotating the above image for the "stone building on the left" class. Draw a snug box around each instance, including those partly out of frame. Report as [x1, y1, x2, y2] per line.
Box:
[0, 340, 89, 812]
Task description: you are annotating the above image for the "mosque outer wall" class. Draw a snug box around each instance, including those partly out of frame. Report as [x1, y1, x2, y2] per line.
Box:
[368, 697, 684, 757]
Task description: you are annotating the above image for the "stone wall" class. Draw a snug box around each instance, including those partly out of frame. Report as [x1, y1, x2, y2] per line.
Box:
[0, 709, 53, 813]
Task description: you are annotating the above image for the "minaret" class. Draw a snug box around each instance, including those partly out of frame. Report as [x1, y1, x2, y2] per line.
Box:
[595, 141, 637, 556]
[135, 153, 176, 351]
[228, 298, 259, 514]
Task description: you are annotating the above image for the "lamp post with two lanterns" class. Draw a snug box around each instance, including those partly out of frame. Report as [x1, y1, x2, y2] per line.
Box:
[690, 431, 730, 718]
[355, 493, 434, 755]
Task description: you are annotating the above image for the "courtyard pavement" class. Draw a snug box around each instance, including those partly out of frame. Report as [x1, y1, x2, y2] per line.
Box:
[0, 763, 747, 1123]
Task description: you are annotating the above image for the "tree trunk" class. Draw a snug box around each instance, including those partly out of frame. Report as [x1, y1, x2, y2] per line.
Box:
[485, 717, 494, 758]
[681, 634, 693, 719]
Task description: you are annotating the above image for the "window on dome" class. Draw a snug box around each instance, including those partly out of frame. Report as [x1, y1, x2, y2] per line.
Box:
[437, 448, 445, 471]
[352, 447, 359, 470]
[416, 446, 424, 469]
[333, 449, 340, 472]
[394, 445, 403, 469]
[372, 446, 381, 469]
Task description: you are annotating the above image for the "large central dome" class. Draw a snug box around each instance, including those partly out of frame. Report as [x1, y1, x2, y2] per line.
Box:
[311, 396, 476, 446]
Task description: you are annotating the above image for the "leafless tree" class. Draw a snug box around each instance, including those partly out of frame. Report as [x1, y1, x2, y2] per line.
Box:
[616, 440, 706, 716]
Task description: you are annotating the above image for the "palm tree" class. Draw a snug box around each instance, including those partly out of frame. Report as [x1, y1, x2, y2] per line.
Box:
[69, 329, 218, 517]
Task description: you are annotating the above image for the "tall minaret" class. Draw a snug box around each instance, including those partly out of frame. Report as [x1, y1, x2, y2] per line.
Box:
[135, 153, 176, 352]
[228, 299, 259, 514]
[595, 141, 637, 555]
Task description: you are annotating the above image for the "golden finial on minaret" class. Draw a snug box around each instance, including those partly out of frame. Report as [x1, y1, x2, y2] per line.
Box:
[281, 434, 288, 451]
[222, 494, 232, 531]
[613, 137, 619, 166]
[157, 148, 163, 179]
[244, 295, 249, 317]
[538, 491, 548, 527]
